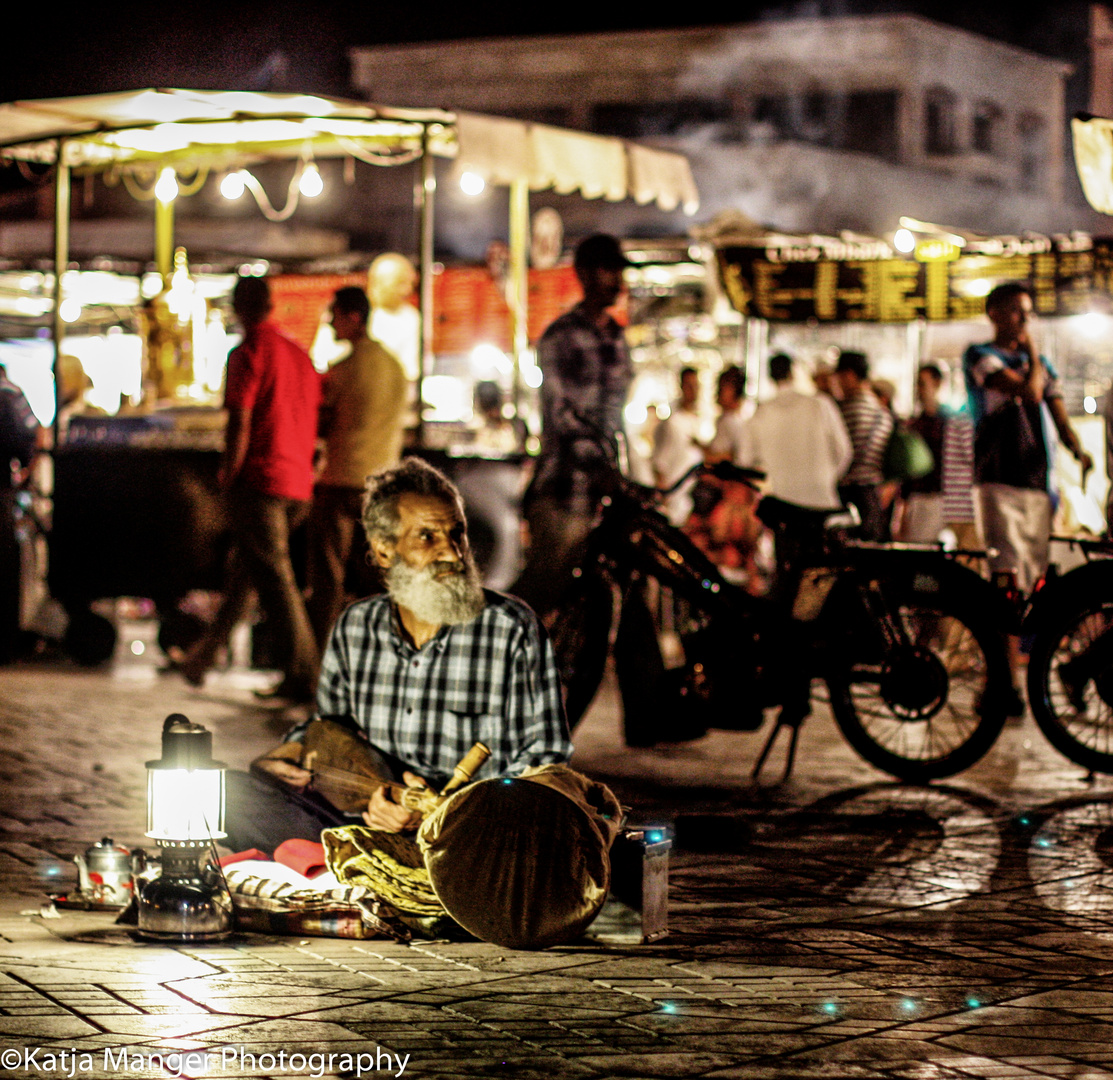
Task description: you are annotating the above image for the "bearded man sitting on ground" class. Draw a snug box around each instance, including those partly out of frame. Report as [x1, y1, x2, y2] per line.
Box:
[223, 457, 572, 855]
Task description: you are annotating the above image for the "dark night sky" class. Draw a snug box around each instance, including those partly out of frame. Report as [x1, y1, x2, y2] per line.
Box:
[0, 1, 1098, 105]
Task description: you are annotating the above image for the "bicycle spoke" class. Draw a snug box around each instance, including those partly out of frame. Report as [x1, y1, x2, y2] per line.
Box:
[843, 604, 988, 763]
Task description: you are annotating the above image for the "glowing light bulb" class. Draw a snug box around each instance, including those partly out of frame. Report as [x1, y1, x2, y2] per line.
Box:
[893, 228, 915, 253]
[299, 163, 323, 198]
[155, 167, 179, 203]
[220, 171, 246, 199]
[460, 171, 486, 196]
[1084, 396, 1097, 414]
[58, 298, 82, 323]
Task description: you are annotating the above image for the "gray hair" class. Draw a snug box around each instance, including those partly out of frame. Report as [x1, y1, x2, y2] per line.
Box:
[361, 457, 466, 546]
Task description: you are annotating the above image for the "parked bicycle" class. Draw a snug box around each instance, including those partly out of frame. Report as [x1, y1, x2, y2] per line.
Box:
[1025, 536, 1113, 773]
[545, 436, 1014, 782]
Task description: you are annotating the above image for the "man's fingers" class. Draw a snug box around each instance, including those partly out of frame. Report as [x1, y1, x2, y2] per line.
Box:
[402, 770, 429, 789]
[365, 785, 421, 832]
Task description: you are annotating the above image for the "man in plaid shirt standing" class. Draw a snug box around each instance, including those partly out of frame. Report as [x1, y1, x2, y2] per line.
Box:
[225, 457, 570, 852]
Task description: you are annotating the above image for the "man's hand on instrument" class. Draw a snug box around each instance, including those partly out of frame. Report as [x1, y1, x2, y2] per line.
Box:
[251, 743, 312, 789]
[363, 772, 430, 833]
[257, 759, 313, 789]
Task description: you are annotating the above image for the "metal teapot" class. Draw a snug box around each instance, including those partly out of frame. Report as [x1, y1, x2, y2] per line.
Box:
[73, 838, 140, 907]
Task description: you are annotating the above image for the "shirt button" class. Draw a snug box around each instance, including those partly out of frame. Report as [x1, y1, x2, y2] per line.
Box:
[407, 707, 413, 714]
[412, 661, 419, 668]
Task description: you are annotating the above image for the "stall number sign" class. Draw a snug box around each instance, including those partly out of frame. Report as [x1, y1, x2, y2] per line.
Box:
[717, 235, 1113, 322]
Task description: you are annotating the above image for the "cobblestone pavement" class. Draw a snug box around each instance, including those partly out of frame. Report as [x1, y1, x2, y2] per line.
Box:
[2, 630, 1113, 1079]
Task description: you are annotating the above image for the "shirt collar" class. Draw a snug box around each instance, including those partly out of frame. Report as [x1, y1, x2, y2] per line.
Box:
[386, 599, 451, 656]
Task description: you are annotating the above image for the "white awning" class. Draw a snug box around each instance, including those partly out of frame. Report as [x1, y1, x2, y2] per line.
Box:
[0, 89, 454, 170]
[0, 90, 699, 212]
[1073, 115, 1113, 215]
[449, 111, 699, 212]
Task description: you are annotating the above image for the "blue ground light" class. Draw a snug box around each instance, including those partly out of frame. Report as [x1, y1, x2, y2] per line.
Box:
[900, 999, 917, 1013]
[821, 1002, 839, 1016]
[660, 1002, 677, 1014]
[967, 998, 982, 1009]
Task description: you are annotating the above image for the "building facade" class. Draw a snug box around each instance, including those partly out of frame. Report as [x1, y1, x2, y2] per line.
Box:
[350, 14, 1108, 243]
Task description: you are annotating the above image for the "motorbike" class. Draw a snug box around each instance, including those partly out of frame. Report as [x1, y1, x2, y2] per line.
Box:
[546, 441, 1015, 782]
[1024, 536, 1113, 774]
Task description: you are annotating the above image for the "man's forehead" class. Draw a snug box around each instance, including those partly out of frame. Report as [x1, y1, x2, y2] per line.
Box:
[396, 493, 462, 528]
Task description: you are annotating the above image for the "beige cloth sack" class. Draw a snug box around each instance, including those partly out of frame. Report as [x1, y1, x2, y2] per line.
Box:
[417, 764, 622, 950]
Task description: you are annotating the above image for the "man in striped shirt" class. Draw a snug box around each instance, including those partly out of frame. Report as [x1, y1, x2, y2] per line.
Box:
[224, 458, 571, 852]
[834, 350, 894, 541]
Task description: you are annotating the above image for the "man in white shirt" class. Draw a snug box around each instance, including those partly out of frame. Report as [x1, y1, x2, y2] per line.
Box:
[746, 353, 852, 510]
[706, 366, 753, 465]
[652, 366, 704, 525]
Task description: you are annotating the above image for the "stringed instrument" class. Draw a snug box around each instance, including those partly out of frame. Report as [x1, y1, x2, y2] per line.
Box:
[253, 718, 490, 816]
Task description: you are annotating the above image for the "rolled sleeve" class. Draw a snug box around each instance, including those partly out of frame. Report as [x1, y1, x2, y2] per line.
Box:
[970, 351, 1004, 387]
[224, 344, 260, 413]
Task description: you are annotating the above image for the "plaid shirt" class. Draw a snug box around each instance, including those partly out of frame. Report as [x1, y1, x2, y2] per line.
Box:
[534, 303, 632, 504]
[317, 591, 571, 789]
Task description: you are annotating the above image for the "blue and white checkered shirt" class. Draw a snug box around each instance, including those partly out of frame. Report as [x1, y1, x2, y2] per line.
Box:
[317, 591, 572, 789]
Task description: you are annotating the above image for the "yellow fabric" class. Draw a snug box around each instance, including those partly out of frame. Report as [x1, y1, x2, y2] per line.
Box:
[321, 827, 444, 917]
[418, 764, 622, 950]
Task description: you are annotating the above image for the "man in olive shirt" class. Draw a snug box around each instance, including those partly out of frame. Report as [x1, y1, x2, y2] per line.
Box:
[307, 286, 408, 651]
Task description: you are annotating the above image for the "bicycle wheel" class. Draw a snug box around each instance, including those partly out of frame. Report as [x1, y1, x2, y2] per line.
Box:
[1028, 595, 1113, 773]
[827, 587, 1009, 781]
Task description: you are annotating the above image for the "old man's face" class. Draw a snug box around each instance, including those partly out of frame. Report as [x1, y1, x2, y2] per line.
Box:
[373, 493, 484, 626]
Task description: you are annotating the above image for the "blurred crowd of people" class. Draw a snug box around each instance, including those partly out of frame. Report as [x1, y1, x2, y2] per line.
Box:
[647, 281, 1100, 611]
[1, 233, 1109, 702]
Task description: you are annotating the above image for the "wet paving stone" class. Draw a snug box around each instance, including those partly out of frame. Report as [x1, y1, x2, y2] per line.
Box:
[5, 660, 1113, 1075]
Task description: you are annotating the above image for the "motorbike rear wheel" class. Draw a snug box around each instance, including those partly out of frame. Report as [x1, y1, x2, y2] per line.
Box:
[1028, 595, 1113, 773]
[826, 584, 1009, 781]
[546, 574, 613, 729]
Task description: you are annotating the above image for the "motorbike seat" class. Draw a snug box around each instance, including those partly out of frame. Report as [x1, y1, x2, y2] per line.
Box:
[757, 496, 854, 534]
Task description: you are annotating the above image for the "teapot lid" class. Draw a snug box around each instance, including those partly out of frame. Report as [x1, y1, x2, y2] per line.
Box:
[88, 837, 130, 853]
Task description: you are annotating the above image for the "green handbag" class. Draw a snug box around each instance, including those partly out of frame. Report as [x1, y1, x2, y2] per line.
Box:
[883, 424, 935, 481]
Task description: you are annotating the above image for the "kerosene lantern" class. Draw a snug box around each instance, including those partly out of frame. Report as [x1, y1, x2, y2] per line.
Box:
[136, 714, 232, 941]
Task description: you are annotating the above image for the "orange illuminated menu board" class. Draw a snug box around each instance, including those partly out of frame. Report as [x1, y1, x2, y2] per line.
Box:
[717, 236, 1113, 322]
[269, 265, 589, 358]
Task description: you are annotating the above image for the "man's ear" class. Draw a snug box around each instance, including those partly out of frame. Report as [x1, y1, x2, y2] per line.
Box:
[370, 536, 394, 569]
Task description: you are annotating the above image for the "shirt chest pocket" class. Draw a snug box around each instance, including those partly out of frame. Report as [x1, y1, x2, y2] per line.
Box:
[444, 711, 500, 765]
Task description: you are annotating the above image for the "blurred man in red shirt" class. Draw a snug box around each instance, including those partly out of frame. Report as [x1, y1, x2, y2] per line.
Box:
[180, 276, 321, 701]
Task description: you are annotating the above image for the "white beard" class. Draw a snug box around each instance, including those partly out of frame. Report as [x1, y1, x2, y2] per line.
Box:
[385, 554, 485, 626]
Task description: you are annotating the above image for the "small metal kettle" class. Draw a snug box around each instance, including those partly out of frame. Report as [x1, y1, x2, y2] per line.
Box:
[73, 838, 137, 907]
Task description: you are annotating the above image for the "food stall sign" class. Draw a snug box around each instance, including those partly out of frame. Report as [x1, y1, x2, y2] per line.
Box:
[717, 232, 1108, 323]
[914, 239, 962, 262]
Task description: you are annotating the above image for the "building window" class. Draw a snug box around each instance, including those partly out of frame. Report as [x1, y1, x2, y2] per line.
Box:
[924, 87, 957, 155]
[971, 101, 1001, 154]
[843, 91, 900, 163]
[1018, 112, 1046, 191]
[591, 99, 727, 138]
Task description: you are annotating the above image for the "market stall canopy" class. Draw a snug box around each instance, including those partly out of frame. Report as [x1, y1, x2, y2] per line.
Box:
[0, 89, 699, 210]
[1073, 113, 1113, 215]
[452, 112, 699, 212]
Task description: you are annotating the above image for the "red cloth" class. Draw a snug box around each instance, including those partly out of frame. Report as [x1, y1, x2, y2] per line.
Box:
[218, 848, 269, 868]
[274, 839, 327, 879]
[225, 320, 321, 501]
